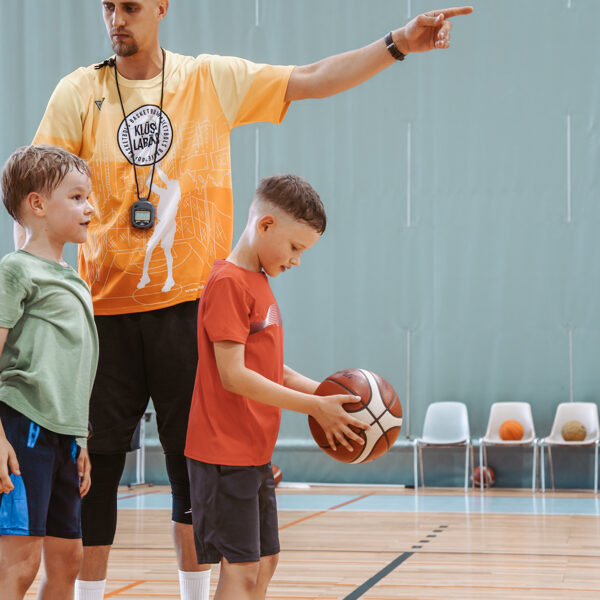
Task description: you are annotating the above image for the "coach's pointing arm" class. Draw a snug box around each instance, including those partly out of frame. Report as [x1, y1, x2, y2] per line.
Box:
[285, 6, 473, 102]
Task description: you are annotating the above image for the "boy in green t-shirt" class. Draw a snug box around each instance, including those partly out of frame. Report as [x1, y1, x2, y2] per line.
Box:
[0, 145, 98, 600]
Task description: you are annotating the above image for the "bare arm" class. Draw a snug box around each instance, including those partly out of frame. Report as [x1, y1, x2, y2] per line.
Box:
[214, 341, 367, 451]
[0, 327, 20, 493]
[283, 364, 319, 395]
[285, 6, 473, 101]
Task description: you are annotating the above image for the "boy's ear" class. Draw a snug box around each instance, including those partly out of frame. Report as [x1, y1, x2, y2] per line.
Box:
[25, 192, 46, 217]
[257, 214, 276, 233]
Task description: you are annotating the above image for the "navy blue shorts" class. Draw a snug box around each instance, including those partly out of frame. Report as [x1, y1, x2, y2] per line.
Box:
[0, 403, 82, 539]
[187, 459, 280, 564]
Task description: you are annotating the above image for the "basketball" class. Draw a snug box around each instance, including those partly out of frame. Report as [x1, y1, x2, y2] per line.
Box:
[272, 464, 282, 487]
[472, 465, 495, 488]
[499, 419, 524, 441]
[562, 420, 586, 442]
[308, 368, 402, 464]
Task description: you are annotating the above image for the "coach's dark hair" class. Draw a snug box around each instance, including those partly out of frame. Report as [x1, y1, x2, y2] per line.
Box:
[1, 145, 90, 223]
[255, 174, 326, 234]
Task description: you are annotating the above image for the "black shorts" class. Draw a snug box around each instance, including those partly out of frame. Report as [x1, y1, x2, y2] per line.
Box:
[88, 300, 199, 454]
[187, 459, 280, 564]
[0, 403, 82, 539]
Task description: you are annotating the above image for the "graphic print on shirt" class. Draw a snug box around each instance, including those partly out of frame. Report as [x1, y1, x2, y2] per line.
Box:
[31, 54, 292, 314]
[117, 104, 173, 165]
[138, 165, 181, 292]
[85, 112, 233, 308]
[249, 304, 282, 334]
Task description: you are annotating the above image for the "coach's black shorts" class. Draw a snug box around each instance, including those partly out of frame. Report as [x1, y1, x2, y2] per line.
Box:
[88, 300, 199, 454]
[187, 459, 280, 564]
[0, 403, 81, 539]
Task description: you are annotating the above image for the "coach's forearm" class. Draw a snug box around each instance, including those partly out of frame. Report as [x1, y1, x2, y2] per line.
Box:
[285, 36, 397, 101]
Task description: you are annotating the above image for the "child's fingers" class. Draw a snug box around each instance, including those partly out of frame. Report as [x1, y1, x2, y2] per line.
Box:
[8, 450, 21, 476]
[80, 473, 91, 497]
[342, 426, 366, 446]
[325, 431, 337, 452]
[0, 466, 15, 493]
[334, 431, 355, 453]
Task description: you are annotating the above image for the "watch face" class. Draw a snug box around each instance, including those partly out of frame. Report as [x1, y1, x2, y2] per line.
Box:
[134, 210, 152, 222]
[131, 199, 155, 228]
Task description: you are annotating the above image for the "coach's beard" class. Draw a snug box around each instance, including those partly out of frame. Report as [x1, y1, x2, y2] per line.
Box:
[112, 39, 139, 57]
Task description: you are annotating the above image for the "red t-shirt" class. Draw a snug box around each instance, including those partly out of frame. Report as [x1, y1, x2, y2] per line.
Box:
[185, 260, 283, 466]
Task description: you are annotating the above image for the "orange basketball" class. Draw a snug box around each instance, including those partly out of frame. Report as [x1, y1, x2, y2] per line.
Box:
[472, 465, 495, 488]
[272, 464, 282, 487]
[499, 419, 524, 441]
[308, 368, 402, 464]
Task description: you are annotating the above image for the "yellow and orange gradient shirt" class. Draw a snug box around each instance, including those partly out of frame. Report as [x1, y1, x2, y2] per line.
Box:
[34, 52, 293, 315]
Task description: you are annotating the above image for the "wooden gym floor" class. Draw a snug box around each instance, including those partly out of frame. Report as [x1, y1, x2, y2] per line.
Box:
[27, 484, 600, 599]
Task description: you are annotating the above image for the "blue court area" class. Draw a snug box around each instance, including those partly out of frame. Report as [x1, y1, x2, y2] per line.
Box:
[117, 490, 600, 516]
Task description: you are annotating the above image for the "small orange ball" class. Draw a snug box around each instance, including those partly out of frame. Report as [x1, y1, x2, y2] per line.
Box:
[499, 419, 524, 441]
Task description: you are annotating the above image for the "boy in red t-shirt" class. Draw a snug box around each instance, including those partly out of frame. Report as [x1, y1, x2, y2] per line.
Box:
[185, 174, 367, 599]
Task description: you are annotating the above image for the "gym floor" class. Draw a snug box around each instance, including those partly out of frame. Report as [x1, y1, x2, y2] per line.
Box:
[27, 484, 600, 599]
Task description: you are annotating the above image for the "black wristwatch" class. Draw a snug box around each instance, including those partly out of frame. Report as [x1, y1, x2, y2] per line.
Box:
[384, 32, 405, 61]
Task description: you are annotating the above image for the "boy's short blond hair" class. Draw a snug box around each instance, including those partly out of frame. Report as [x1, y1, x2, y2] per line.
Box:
[255, 174, 326, 234]
[1, 145, 90, 223]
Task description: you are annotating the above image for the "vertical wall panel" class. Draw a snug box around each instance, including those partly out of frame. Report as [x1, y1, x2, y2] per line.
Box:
[1, 1, 599, 485]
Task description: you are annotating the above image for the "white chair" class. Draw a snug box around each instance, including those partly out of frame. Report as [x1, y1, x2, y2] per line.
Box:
[479, 402, 537, 492]
[539, 403, 600, 494]
[412, 402, 473, 492]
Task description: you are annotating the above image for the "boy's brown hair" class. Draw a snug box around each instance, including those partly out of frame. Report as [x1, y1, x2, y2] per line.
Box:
[1, 145, 90, 223]
[255, 174, 326, 234]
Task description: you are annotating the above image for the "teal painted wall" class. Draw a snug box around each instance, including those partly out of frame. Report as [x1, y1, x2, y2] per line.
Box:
[1, 1, 599, 488]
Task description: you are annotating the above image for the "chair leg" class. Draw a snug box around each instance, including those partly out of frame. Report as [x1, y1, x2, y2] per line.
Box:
[532, 441, 537, 493]
[540, 443, 546, 493]
[470, 444, 475, 490]
[464, 443, 469, 492]
[413, 441, 419, 490]
[548, 445, 556, 491]
[594, 441, 598, 495]
[418, 443, 425, 488]
[478, 441, 484, 492]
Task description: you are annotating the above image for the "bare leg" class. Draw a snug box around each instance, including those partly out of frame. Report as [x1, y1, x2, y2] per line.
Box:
[0, 535, 43, 600]
[214, 558, 260, 600]
[172, 521, 211, 572]
[77, 545, 111, 580]
[38, 536, 82, 600]
[252, 554, 278, 600]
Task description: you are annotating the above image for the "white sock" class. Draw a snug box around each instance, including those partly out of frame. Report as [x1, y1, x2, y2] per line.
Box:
[74, 579, 106, 600]
[179, 569, 211, 600]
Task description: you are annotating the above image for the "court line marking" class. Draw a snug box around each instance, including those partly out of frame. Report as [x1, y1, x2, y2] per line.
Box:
[278, 493, 374, 530]
[104, 580, 146, 597]
[341, 551, 414, 600]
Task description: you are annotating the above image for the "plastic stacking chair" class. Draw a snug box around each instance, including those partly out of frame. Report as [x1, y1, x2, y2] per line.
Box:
[479, 402, 537, 492]
[539, 403, 600, 494]
[412, 402, 473, 491]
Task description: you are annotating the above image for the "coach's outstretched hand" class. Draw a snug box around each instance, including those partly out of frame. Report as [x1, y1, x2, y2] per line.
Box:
[395, 6, 474, 55]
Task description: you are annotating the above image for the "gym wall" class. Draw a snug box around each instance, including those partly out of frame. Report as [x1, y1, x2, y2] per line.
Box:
[1, 0, 598, 487]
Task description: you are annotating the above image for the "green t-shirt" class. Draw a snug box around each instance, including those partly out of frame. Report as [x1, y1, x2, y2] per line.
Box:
[0, 251, 98, 446]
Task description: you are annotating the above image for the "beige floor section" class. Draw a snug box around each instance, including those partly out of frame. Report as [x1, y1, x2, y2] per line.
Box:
[26, 485, 600, 599]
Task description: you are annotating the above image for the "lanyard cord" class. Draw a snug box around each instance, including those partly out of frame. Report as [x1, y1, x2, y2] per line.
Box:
[114, 48, 165, 203]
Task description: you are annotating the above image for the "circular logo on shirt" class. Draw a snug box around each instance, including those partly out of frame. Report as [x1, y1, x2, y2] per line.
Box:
[117, 104, 173, 165]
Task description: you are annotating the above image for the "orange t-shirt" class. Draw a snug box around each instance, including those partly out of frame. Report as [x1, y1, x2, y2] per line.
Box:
[185, 260, 283, 466]
[33, 52, 293, 315]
